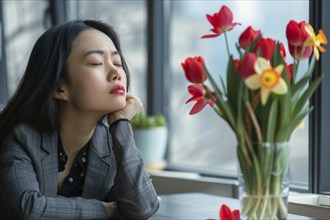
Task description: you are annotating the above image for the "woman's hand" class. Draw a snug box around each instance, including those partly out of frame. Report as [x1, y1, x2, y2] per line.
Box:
[102, 202, 123, 219]
[107, 93, 143, 125]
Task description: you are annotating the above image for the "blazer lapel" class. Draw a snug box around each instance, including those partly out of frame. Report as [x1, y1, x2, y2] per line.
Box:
[82, 124, 113, 199]
[40, 131, 59, 196]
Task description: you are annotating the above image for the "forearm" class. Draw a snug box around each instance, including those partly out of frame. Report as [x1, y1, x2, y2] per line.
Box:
[21, 193, 107, 220]
[109, 120, 160, 220]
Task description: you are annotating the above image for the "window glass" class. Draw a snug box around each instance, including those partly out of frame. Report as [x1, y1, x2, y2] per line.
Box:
[3, 0, 48, 96]
[169, 0, 309, 187]
[78, 0, 147, 106]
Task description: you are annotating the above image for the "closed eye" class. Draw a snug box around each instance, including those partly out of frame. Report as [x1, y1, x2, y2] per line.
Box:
[90, 63, 103, 66]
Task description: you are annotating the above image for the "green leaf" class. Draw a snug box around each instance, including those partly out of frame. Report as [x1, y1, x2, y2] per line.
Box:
[277, 91, 292, 137]
[272, 42, 284, 67]
[292, 75, 323, 117]
[292, 76, 311, 95]
[236, 80, 244, 139]
[235, 43, 243, 59]
[276, 107, 313, 141]
[266, 100, 278, 142]
[245, 36, 261, 53]
[131, 112, 167, 128]
[203, 66, 236, 130]
[227, 55, 241, 116]
[304, 56, 316, 78]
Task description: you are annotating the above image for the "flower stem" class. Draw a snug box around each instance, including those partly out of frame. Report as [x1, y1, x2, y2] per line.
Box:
[224, 31, 231, 56]
[245, 101, 262, 143]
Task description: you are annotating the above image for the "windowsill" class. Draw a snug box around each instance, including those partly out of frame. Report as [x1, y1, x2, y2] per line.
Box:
[289, 191, 330, 207]
[148, 169, 330, 219]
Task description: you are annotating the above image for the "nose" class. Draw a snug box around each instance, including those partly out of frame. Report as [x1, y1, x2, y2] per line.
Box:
[108, 66, 122, 82]
[111, 72, 121, 81]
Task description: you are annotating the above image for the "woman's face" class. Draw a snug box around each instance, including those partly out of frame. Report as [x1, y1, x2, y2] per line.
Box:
[63, 28, 127, 116]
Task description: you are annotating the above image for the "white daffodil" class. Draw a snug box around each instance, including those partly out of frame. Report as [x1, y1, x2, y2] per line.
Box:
[244, 57, 288, 105]
[304, 23, 328, 61]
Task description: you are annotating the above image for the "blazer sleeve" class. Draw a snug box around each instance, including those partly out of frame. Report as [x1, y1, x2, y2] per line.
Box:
[109, 120, 160, 220]
[0, 129, 108, 220]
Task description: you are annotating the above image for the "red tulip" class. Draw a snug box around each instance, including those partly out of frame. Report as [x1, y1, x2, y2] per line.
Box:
[286, 20, 313, 60]
[286, 20, 309, 46]
[219, 204, 240, 220]
[239, 53, 257, 79]
[182, 56, 207, 83]
[185, 84, 215, 115]
[288, 43, 312, 60]
[233, 58, 240, 73]
[255, 37, 276, 60]
[279, 42, 286, 60]
[202, 5, 240, 39]
[285, 63, 293, 82]
[232, 210, 240, 220]
[239, 26, 261, 49]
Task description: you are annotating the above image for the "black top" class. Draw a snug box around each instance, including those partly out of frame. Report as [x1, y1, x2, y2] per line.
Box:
[57, 135, 89, 197]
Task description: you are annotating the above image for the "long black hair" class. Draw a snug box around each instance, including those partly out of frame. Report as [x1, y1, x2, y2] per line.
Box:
[0, 20, 130, 144]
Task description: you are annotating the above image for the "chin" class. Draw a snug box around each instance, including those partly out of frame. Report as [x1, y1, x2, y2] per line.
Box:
[112, 99, 126, 111]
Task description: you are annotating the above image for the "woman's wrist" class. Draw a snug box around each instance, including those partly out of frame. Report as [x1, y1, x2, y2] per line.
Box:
[107, 113, 127, 125]
[109, 118, 130, 129]
[102, 202, 122, 219]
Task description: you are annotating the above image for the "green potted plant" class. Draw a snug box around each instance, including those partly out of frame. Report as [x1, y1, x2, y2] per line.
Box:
[131, 112, 168, 170]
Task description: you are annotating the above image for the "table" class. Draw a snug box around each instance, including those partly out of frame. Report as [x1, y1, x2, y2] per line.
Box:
[151, 193, 314, 219]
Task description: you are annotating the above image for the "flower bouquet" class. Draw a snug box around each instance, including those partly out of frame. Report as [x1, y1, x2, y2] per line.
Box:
[181, 5, 327, 220]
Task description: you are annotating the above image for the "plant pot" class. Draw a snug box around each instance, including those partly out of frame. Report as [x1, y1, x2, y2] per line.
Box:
[133, 127, 168, 170]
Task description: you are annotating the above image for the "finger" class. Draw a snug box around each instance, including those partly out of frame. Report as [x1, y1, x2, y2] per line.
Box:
[126, 93, 140, 102]
[126, 93, 143, 108]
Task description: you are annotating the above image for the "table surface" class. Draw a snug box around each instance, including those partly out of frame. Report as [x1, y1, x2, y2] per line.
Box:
[151, 193, 314, 220]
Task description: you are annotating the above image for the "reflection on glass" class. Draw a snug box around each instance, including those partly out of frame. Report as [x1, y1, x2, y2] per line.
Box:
[169, 0, 309, 187]
[3, 0, 48, 96]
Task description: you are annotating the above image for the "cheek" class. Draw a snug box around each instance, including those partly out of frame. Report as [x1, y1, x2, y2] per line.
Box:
[71, 86, 103, 109]
[121, 71, 128, 89]
[68, 77, 107, 107]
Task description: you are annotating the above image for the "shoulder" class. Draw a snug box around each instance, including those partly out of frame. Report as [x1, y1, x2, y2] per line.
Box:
[8, 123, 41, 145]
[1, 123, 57, 154]
[0, 123, 43, 164]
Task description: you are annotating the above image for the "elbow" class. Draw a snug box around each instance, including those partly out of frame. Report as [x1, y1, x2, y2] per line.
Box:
[17, 192, 46, 220]
[0, 193, 39, 220]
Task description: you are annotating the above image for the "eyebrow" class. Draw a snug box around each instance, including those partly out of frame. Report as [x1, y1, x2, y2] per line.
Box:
[83, 49, 120, 57]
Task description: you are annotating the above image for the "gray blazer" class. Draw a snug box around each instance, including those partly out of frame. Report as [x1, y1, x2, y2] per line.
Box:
[0, 120, 159, 220]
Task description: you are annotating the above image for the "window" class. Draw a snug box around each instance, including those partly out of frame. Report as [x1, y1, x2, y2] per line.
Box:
[167, 0, 329, 193]
[1, 0, 47, 102]
[1, 0, 328, 195]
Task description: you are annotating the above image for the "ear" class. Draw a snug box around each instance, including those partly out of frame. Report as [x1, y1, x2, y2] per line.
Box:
[53, 81, 69, 101]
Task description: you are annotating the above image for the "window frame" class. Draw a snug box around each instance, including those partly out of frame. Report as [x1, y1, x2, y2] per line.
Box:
[0, 2, 8, 108]
[0, 0, 328, 195]
[147, 0, 330, 194]
[309, 0, 330, 195]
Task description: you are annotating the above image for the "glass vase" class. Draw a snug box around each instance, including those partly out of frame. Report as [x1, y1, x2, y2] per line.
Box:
[237, 142, 290, 220]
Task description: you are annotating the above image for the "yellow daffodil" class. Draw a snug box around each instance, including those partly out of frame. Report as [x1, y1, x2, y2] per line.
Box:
[244, 58, 288, 105]
[304, 23, 328, 60]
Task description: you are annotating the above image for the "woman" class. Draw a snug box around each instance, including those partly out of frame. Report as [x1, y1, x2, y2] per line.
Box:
[0, 20, 159, 219]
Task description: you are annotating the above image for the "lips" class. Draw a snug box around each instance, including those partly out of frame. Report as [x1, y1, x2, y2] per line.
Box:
[110, 85, 125, 94]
